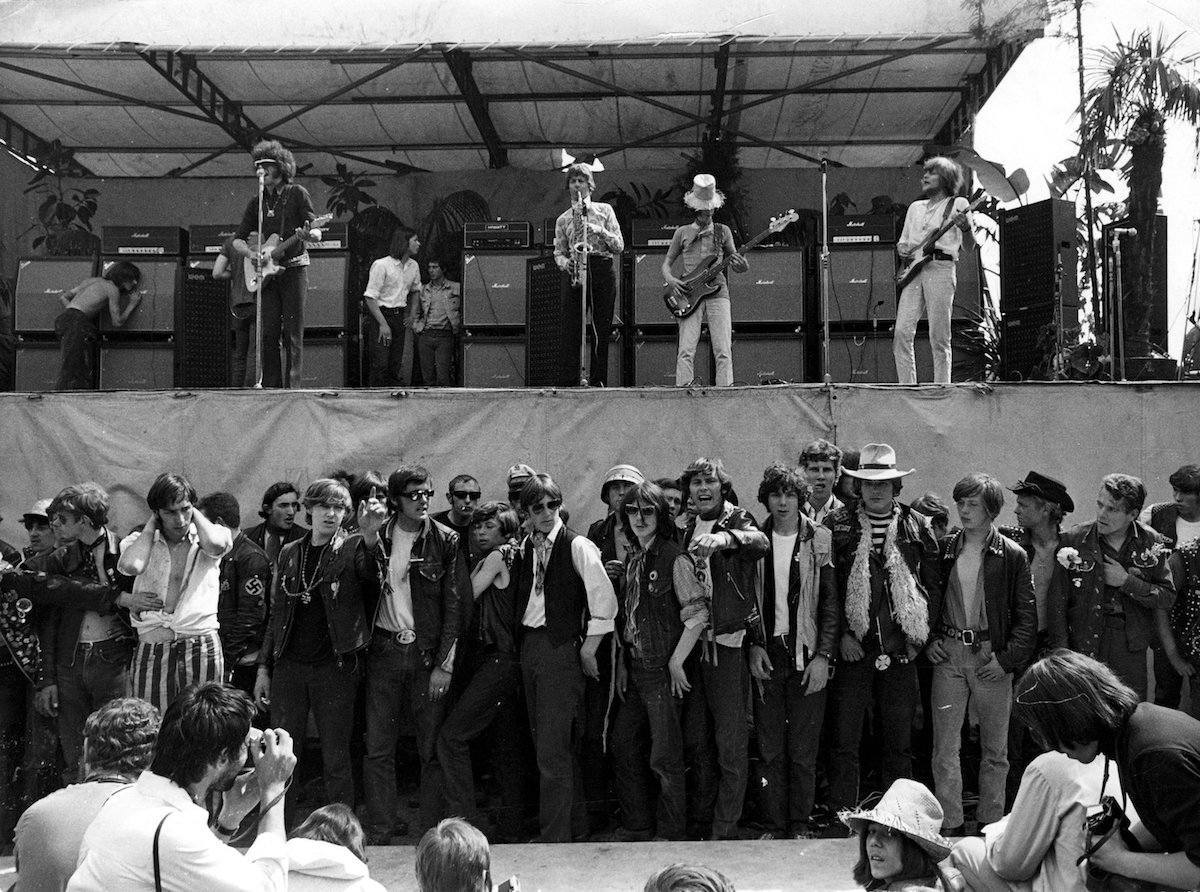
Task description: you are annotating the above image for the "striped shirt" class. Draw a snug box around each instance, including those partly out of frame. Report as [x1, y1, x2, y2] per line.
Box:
[866, 510, 894, 554]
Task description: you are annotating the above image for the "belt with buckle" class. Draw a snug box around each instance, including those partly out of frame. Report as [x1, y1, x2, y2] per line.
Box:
[375, 627, 416, 645]
[940, 625, 990, 647]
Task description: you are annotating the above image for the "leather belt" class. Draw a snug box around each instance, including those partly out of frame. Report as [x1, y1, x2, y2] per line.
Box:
[940, 624, 990, 647]
[375, 627, 416, 645]
[931, 250, 955, 261]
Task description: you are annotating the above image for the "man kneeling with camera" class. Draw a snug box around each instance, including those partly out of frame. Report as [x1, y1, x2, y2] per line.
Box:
[70, 682, 296, 891]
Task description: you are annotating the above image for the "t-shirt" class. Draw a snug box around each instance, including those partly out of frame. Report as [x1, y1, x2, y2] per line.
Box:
[1116, 702, 1200, 866]
[282, 540, 333, 664]
[1177, 517, 1200, 546]
[363, 256, 420, 309]
[771, 531, 798, 637]
[866, 510, 892, 554]
[378, 526, 419, 632]
[15, 780, 128, 892]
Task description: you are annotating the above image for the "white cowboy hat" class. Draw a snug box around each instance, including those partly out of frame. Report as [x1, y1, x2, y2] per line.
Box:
[839, 779, 952, 862]
[683, 174, 726, 211]
[841, 443, 914, 481]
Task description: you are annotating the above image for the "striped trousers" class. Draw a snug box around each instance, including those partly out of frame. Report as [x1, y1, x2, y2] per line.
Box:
[128, 630, 224, 712]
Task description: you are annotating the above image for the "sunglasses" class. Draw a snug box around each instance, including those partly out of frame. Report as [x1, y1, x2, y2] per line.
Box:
[451, 490, 482, 500]
[530, 500, 562, 514]
[400, 489, 435, 502]
[623, 504, 657, 519]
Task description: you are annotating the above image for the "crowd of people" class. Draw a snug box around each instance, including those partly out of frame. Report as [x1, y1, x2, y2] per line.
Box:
[1, 444, 1199, 890]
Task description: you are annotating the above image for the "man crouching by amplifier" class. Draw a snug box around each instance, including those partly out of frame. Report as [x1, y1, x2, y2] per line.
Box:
[552, 163, 623, 386]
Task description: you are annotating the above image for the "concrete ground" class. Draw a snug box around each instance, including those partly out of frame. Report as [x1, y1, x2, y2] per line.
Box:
[1, 839, 864, 891]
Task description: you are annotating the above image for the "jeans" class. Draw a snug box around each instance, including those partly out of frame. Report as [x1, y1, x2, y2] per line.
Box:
[755, 639, 828, 833]
[417, 328, 456, 387]
[55, 638, 133, 785]
[676, 294, 732, 386]
[55, 308, 97, 390]
[610, 663, 685, 838]
[231, 309, 257, 387]
[0, 663, 27, 841]
[930, 641, 1013, 827]
[270, 654, 361, 816]
[365, 306, 406, 387]
[1097, 615, 1148, 701]
[826, 647, 919, 813]
[894, 259, 955, 384]
[521, 628, 586, 842]
[683, 643, 749, 838]
[363, 633, 446, 838]
[261, 264, 306, 388]
[437, 651, 522, 823]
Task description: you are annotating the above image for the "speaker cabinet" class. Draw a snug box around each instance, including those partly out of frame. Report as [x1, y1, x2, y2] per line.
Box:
[631, 250, 670, 325]
[827, 248, 896, 323]
[525, 257, 582, 386]
[296, 335, 347, 389]
[98, 340, 174, 389]
[14, 257, 98, 332]
[463, 336, 526, 388]
[15, 340, 61, 391]
[738, 248, 804, 323]
[825, 324, 983, 383]
[999, 198, 1079, 380]
[633, 335, 710, 387]
[305, 253, 349, 329]
[732, 330, 805, 384]
[177, 263, 231, 388]
[462, 251, 536, 326]
[99, 258, 178, 333]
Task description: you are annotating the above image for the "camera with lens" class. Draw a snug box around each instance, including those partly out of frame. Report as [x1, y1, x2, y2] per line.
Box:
[1086, 795, 1129, 837]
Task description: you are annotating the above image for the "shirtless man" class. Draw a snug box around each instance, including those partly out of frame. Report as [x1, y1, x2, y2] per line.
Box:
[54, 261, 141, 390]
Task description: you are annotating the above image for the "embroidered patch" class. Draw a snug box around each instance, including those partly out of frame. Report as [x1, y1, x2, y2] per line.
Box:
[245, 576, 265, 600]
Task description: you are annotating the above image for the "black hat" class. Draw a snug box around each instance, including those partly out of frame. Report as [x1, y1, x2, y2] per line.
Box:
[1010, 471, 1074, 514]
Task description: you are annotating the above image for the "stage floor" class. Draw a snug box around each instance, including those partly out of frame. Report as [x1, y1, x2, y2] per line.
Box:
[1, 839, 863, 891]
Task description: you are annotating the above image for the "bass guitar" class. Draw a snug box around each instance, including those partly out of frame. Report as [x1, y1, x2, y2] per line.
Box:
[243, 213, 334, 291]
[662, 211, 798, 319]
[894, 193, 985, 290]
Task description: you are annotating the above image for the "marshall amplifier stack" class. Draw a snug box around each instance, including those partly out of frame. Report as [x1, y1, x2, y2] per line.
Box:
[13, 254, 98, 391]
[825, 212, 984, 383]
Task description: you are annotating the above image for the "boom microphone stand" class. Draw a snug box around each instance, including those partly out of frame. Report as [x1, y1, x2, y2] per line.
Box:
[253, 166, 265, 389]
[819, 158, 832, 385]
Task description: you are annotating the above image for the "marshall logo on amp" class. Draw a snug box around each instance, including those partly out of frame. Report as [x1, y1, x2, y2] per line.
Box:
[829, 215, 896, 246]
[463, 221, 532, 249]
[101, 225, 186, 257]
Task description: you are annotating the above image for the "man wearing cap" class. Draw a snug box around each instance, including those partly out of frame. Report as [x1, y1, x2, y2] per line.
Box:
[583, 463, 644, 831]
[1002, 470, 1074, 801]
[825, 444, 941, 819]
[553, 163, 623, 386]
[1139, 464, 1200, 712]
[663, 175, 748, 387]
[1047, 473, 1174, 700]
[18, 500, 55, 566]
[231, 139, 322, 388]
[506, 463, 537, 533]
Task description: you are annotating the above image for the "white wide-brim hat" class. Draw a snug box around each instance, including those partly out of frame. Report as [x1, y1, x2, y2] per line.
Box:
[841, 443, 914, 481]
[839, 779, 953, 862]
[683, 173, 726, 211]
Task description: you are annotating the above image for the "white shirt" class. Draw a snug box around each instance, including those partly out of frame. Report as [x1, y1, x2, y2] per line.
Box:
[520, 518, 616, 637]
[363, 256, 420, 309]
[118, 526, 231, 638]
[772, 531, 798, 637]
[897, 196, 970, 260]
[804, 494, 843, 527]
[68, 771, 288, 892]
[1177, 516, 1200, 545]
[377, 526, 419, 633]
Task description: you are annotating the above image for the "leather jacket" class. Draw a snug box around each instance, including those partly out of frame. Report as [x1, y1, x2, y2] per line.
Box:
[683, 503, 768, 642]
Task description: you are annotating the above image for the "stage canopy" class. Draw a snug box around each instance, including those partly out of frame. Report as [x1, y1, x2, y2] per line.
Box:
[0, 0, 1045, 176]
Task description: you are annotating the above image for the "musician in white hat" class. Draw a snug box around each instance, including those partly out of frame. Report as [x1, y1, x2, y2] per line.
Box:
[662, 174, 748, 387]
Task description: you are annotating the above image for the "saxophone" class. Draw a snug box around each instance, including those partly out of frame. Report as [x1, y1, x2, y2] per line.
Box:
[569, 190, 588, 287]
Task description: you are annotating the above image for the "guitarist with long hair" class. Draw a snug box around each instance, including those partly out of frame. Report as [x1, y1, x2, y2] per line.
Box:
[663, 175, 748, 387]
[893, 156, 974, 385]
[232, 140, 322, 388]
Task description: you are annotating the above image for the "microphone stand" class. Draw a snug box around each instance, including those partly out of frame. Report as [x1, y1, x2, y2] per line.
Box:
[253, 166, 265, 389]
[1112, 229, 1127, 381]
[819, 158, 832, 385]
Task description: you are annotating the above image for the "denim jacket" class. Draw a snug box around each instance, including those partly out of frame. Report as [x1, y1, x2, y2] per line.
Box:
[618, 537, 687, 670]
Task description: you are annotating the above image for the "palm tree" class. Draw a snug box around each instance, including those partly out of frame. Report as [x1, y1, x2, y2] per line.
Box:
[1080, 29, 1200, 359]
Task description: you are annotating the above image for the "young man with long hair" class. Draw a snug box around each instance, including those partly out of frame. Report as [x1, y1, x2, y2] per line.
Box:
[363, 227, 423, 387]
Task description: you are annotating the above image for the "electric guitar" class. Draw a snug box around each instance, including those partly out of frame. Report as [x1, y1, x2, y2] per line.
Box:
[662, 210, 798, 319]
[243, 213, 333, 291]
[895, 193, 985, 290]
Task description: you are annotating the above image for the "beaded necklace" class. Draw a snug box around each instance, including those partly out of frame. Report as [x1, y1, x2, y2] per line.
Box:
[287, 538, 328, 605]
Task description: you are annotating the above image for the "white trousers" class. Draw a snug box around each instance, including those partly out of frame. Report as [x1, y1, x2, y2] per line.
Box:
[676, 294, 732, 386]
[893, 259, 956, 384]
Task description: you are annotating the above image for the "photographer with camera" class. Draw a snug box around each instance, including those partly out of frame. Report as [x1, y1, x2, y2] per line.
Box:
[1005, 650, 1200, 892]
[69, 682, 296, 891]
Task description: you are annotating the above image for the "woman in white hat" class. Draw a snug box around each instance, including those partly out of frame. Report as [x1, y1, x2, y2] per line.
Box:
[661, 174, 748, 387]
[841, 778, 962, 891]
